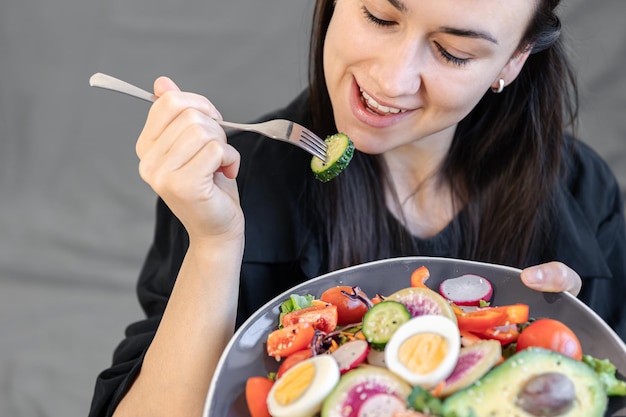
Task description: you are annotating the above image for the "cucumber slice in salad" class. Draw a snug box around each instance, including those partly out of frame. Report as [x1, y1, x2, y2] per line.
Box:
[361, 300, 411, 350]
[311, 133, 354, 182]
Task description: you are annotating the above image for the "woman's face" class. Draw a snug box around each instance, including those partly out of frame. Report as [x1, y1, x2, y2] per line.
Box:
[323, 0, 537, 155]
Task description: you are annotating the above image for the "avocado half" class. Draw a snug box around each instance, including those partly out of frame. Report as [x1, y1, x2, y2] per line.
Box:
[442, 347, 607, 417]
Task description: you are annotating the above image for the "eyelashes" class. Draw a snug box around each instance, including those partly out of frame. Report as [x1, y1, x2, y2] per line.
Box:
[361, 6, 395, 27]
[434, 42, 470, 67]
[360, 6, 471, 67]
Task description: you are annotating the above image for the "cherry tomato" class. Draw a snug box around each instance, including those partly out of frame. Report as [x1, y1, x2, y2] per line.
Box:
[266, 322, 315, 359]
[516, 318, 583, 360]
[276, 348, 314, 379]
[245, 376, 273, 417]
[281, 304, 338, 333]
[320, 286, 370, 326]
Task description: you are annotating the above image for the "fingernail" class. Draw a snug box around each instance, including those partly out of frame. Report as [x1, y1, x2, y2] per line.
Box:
[523, 267, 544, 284]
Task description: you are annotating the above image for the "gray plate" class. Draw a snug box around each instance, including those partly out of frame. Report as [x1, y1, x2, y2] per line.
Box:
[203, 256, 626, 417]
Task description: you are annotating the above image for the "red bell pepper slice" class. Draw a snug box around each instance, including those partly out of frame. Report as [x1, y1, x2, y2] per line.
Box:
[489, 303, 529, 324]
[456, 308, 507, 332]
[410, 265, 431, 288]
[475, 324, 521, 346]
[455, 303, 529, 333]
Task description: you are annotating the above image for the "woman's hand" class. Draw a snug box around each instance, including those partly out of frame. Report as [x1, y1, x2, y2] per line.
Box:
[521, 262, 582, 296]
[136, 76, 244, 244]
[115, 77, 245, 417]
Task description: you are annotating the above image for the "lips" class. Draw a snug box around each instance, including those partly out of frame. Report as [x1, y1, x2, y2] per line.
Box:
[359, 88, 407, 115]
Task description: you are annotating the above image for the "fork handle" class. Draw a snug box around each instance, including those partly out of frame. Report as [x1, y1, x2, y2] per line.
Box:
[89, 73, 246, 133]
[89, 73, 156, 103]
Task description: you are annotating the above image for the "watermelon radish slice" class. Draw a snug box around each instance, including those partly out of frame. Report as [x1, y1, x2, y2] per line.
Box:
[438, 274, 494, 306]
[331, 340, 370, 374]
[387, 287, 457, 322]
[439, 339, 502, 397]
[321, 366, 411, 417]
[357, 393, 406, 417]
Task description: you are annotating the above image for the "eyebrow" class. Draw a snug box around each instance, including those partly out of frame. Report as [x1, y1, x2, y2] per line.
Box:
[387, 0, 408, 12]
[385, 0, 499, 45]
[438, 27, 499, 45]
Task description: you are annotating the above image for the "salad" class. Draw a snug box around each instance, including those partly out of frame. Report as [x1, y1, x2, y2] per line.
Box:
[245, 266, 626, 417]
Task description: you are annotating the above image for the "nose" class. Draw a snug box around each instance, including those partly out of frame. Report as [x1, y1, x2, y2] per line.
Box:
[370, 38, 423, 97]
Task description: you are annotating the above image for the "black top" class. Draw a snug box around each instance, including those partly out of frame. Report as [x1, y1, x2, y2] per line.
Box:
[88, 91, 626, 417]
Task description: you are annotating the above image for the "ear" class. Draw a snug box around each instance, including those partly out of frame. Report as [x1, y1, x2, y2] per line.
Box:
[492, 46, 532, 90]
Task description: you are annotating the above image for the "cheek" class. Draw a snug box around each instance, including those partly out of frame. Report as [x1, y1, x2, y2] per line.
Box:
[426, 72, 490, 120]
[323, 4, 373, 86]
[323, 19, 350, 80]
[323, 15, 359, 117]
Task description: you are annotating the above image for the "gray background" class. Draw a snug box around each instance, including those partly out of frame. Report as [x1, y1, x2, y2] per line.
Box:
[0, 1, 624, 416]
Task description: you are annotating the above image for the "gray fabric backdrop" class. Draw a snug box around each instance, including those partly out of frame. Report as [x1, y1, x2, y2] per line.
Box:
[0, 1, 624, 416]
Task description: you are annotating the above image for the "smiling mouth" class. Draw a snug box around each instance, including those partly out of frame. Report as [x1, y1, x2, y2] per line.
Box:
[359, 88, 407, 115]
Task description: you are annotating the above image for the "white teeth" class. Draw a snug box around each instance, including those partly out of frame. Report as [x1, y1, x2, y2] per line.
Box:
[360, 88, 406, 114]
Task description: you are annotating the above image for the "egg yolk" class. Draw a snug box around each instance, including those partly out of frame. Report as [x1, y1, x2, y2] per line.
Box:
[273, 361, 315, 405]
[398, 332, 448, 374]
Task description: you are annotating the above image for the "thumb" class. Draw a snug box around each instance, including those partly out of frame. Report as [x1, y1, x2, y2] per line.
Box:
[153, 76, 181, 98]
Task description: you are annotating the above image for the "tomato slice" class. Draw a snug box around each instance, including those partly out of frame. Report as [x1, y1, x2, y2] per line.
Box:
[281, 304, 338, 333]
[276, 348, 314, 379]
[245, 376, 273, 417]
[266, 322, 315, 359]
[410, 265, 431, 288]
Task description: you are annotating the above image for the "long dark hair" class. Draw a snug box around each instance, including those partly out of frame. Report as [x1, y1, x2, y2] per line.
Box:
[306, 0, 578, 271]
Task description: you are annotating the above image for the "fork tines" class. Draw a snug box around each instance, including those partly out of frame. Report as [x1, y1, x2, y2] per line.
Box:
[300, 129, 328, 161]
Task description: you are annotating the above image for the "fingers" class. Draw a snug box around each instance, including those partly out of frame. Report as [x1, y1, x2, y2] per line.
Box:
[138, 92, 222, 154]
[139, 107, 221, 164]
[136, 77, 238, 196]
[144, 138, 239, 202]
[521, 262, 582, 296]
[136, 76, 226, 166]
[153, 76, 222, 121]
[154, 76, 181, 97]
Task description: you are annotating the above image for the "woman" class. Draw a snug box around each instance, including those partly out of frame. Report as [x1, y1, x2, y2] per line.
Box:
[89, 0, 626, 416]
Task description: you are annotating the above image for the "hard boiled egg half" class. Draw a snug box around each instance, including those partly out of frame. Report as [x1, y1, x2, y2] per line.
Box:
[384, 314, 460, 389]
[267, 354, 340, 417]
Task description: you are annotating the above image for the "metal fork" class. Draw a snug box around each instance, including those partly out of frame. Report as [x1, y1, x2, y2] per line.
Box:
[89, 72, 327, 161]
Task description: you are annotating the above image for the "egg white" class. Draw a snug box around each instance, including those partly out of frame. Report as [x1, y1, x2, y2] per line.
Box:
[267, 354, 340, 417]
[384, 314, 460, 389]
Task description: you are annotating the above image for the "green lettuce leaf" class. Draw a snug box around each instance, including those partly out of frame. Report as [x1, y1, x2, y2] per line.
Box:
[583, 354, 626, 396]
[278, 294, 315, 327]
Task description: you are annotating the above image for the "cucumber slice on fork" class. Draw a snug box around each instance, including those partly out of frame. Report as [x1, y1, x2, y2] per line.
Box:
[310, 133, 355, 182]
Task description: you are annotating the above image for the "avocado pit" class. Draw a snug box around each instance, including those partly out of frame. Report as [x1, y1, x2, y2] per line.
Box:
[516, 372, 576, 416]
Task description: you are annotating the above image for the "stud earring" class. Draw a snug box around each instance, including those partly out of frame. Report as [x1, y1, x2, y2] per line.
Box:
[491, 79, 505, 94]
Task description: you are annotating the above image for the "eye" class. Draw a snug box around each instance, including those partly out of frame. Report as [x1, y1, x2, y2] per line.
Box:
[434, 43, 470, 67]
[361, 6, 395, 27]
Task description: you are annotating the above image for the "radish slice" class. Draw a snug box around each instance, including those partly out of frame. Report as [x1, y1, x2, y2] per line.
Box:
[357, 393, 406, 417]
[331, 340, 370, 374]
[366, 348, 387, 368]
[439, 274, 493, 306]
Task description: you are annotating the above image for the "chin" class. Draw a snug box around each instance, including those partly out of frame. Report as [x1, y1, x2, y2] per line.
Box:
[349, 137, 388, 156]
